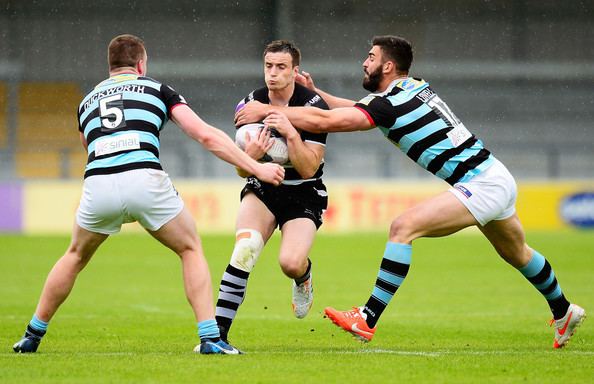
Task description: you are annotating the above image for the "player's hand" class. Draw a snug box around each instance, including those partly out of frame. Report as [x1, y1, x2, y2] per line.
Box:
[235, 101, 269, 126]
[296, 70, 315, 91]
[244, 126, 273, 159]
[263, 111, 298, 141]
[254, 162, 285, 186]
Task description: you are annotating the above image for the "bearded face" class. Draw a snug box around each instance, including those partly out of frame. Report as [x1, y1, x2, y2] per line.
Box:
[362, 64, 383, 92]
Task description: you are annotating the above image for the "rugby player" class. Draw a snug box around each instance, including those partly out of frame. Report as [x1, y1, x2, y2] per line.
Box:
[215, 40, 329, 343]
[235, 35, 585, 348]
[13, 34, 284, 355]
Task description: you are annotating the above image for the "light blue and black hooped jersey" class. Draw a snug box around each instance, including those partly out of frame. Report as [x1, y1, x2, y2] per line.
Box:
[77, 73, 187, 178]
[355, 78, 494, 185]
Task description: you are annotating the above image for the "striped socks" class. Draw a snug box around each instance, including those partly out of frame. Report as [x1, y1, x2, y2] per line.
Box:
[363, 242, 411, 328]
[215, 264, 250, 338]
[518, 250, 570, 319]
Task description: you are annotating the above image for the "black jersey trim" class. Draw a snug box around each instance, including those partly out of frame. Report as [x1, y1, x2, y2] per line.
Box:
[406, 127, 451, 162]
[427, 136, 478, 174]
[445, 148, 491, 185]
[86, 121, 160, 145]
[386, 86, 403, 97]
[387, 111, 440, 144]
[87, 142, 159, 163]
[83, 161, 162, 179]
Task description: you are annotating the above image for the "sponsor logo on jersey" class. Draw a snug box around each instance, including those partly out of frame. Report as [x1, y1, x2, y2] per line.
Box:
[560, 192, 594, 228]
[400, 79, 417, 90]
[94, 133, 141, 157]
[305, 94, 322, 106]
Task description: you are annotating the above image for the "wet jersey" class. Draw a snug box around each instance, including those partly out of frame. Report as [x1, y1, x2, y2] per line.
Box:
[237, 83, 329, 183]
[77, 73, 187, 179]
[355, 78, 494, 185]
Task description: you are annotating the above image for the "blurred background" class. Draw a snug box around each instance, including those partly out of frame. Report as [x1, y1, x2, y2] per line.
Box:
[1, 0, 593, 181]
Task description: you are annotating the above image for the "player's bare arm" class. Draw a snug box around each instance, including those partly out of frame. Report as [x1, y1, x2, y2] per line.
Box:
[262, 105, 374, 134]
[79, 132, 88, 151]
[172, 104, 284, 185]
[265, 110, 324, 179]
[296, 71, 356, 109]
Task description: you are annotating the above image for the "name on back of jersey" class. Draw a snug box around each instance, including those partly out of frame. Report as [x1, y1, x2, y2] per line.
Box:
[82, 84, 146, 114]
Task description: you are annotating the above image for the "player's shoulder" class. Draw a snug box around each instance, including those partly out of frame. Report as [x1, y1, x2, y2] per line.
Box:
[386, 78, 429, 102]
[244, 87, 269, 103]
[359, 77, 430, 107]
[138, 75, 162, 85]
[290, 83, 328, 109]
[235, 87, 268, 115]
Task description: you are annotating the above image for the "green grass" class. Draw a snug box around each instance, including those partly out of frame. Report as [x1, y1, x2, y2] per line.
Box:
[0, 230, 593, 383]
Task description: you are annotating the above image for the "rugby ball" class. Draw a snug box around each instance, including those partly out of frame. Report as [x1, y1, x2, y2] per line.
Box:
[235, 123, 289, 164]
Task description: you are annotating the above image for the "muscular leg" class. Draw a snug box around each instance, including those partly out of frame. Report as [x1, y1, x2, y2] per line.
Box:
[389, 190, 479, 243]
[147, 207, 213, 323]
[478, 214, 530, 267]
[364, 191, 479, 327]
[280, 218, 317, 319]
[13, 223, 108, 352]
[479, 214, 570, 319]
[278, 218, 317, 279]
[215, 193, 276, 340]
[35, 223, 108, 322]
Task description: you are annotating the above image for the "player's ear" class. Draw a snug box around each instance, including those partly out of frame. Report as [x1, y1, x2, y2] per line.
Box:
[383, 61, 394, 74]
[137, 53, 147, 76]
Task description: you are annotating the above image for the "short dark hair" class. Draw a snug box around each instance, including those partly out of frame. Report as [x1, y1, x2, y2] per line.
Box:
[108, 34, 146, 71]
[372, 35, 413, 73]
[263, 40, 301, 67]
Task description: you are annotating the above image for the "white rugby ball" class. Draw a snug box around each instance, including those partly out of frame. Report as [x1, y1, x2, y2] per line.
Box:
[235, 123, 289, 164]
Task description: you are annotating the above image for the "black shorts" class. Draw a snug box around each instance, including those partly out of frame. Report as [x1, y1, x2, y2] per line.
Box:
[241, 177, 328, 229]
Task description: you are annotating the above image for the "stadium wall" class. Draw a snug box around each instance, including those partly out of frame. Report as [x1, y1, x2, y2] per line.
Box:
[1, 180, 594, 234]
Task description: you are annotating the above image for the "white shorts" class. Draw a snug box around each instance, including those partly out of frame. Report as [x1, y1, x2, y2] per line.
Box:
[76, 169, 184, 234]
[448, 158, 517, 226]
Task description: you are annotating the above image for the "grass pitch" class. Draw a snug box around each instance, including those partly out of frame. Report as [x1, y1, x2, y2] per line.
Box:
[0, 230, 592, 383]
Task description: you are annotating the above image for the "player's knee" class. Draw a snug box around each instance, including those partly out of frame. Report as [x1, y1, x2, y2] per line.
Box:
[389, 216, 416, 243]
[229, 229, 264, 272]
[278, 256, 307, 279]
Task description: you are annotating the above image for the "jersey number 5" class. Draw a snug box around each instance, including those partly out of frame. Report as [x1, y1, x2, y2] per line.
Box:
[99, 94, 126, 130]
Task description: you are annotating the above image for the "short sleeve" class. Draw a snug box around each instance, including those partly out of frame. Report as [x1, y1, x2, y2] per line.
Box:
[354, 96, 396, 128]
[161, 84, 189, 117]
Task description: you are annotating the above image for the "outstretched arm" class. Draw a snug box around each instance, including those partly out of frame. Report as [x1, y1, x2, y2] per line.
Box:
[235, 70, 373, 134]
[296, 71, 356, 109]
[237, 103, 374, 134]
[171, 105, 284, 185]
